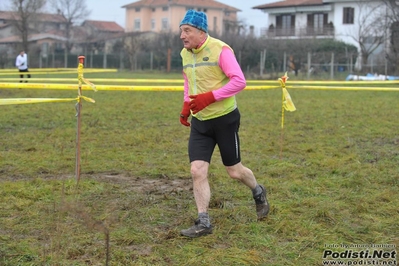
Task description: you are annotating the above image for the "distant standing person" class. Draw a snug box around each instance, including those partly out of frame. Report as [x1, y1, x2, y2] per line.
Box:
[178, 10, 270, 238]
[15, 50, 31, 83]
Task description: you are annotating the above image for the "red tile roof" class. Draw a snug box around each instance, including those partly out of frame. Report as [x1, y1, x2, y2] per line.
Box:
[82, 20, 125, 32]
[253, 0, 323, 9]
[0, 11, 14, 20]
[0, 11, 67, 23]
[122, 0, 240, 12]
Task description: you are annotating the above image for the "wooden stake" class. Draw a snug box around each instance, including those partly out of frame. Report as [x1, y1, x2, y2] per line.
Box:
[75, 55, 85, 184]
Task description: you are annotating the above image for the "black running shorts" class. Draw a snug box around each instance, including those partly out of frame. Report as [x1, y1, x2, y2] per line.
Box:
[189, 108, 241, 166]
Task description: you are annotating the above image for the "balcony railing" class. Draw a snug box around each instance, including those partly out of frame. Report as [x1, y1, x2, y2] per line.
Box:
[260, 26, 334, 38]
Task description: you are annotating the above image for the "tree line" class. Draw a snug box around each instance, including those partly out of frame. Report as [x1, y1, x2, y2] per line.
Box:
[2, 0, 399, 75]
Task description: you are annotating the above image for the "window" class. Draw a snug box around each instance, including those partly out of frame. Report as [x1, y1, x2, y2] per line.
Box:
[343, 7, 354, 24]
[307, 13, 328, 35]
[152, 8, 156, 12]
[55, 42, 63, 50]
[134, 19, 140, 31]
[162, 18, 168, 30]
[282, 16, 292, 30]
[151, 19, 155, 30]
[135, 7, 140, 12]
[162, 6, 168, 11]
[276, 15, 295, 36]
[41, 42, 49, 56]
[213, 17, 217, 32]
[314, 14, 324, 30]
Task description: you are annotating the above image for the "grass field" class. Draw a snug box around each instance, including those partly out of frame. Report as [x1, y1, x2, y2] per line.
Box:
[0, 71, 398, 265]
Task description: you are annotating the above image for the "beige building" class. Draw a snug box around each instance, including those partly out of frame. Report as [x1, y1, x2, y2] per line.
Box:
[122, 0, 241, 36]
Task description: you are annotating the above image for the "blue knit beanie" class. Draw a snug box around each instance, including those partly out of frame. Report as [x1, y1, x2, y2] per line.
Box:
[180, 10, 208, 33]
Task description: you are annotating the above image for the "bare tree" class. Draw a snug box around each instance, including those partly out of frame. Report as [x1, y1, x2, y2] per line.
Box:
[135, 31, 180, 71]
[381, 0, 399, 73]
[382, 0, 399, 24]
[49, 0, 91, 52]
[344, 1, 391, 71]
[123, 33, 155, 71]
[9, 0, 47, 52]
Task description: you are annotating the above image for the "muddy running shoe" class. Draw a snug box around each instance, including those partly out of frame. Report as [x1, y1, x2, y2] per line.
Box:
[254, 185, 270, 220]
[180, 219, 213, 238]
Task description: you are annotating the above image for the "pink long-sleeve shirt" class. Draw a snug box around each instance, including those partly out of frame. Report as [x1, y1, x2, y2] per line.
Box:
[183, 46, 246, 102]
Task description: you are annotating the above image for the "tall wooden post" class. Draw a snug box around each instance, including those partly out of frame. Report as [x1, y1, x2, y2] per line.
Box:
[75, 55, 85, 184]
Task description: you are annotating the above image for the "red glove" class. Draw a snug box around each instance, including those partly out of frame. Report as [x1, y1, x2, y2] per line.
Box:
[180, 101, 191, 127]
[189, 91, 216, 114]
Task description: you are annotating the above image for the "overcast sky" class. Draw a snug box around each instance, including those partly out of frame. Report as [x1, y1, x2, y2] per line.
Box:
[83, 0, 275, 35]
[0, 0, 275, 35]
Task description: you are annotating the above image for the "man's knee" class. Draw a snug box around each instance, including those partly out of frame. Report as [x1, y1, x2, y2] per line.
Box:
[226, 163, 244, 180]
[190, 161, 209, 180]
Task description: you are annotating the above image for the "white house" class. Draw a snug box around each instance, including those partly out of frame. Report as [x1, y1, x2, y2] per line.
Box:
[253, 0, 393, 67]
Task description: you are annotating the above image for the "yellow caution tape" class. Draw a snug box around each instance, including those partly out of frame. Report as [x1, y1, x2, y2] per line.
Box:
[0, 82, 280, 91]
[0, 96, 95, 106]
[78, 95, 95, 103]
[0, 78, 185, 83]
[0, 83, 80, 90]
[282, 87, 296, 112]
[278, 72, 296, 112]
[292, 85, 399, 91]
[78, 63, 97, 91]
[0, 68, 116, 72]
[1, 76, 399, 85]
[0, 69, 117, 76]
[278, 72, 296, 132]
[0, 83, 397, 92]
